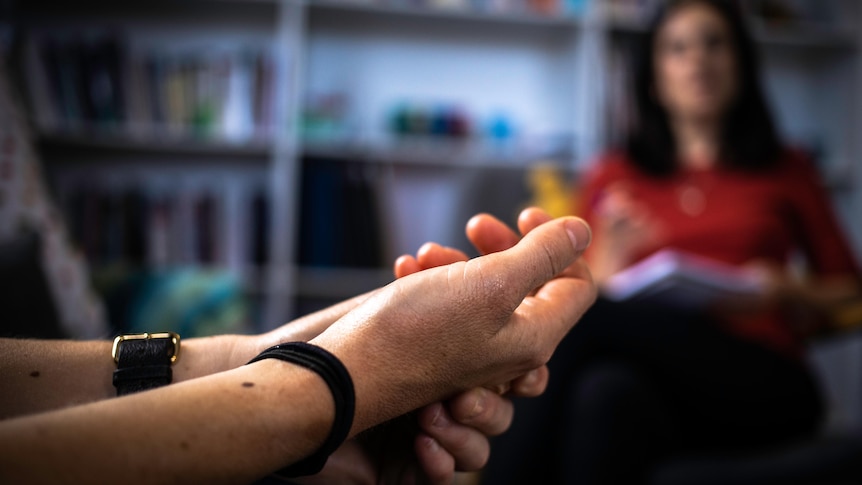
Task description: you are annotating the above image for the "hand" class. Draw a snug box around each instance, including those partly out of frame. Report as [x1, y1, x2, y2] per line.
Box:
[311, 213, 596, 433]
[588, 183, 663, 284]
[718, 261, 786, 312]
[294, 382, 542, 485]
[715, 261, 822, 336]
[219, 288, 528, 485]
[229, 282, 541, 484]
[378, 208, 560, 483]
[263, 210, 593, 484]
[395, 208, 563, 396]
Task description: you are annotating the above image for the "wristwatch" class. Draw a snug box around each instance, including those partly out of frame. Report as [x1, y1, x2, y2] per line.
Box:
[111, 332, 181, 396]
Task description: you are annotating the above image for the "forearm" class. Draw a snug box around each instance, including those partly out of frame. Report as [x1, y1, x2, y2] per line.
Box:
[0, 291, 375, 420]
[0, 359, 333, 484]
[258, 290, 377, 348]
[0, 335, 252, 419]
[791, 276, 861, 307]
[781, 275, 862, 325]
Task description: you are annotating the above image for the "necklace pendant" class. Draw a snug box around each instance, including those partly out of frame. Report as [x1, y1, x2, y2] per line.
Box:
[679, 185, 706, 216]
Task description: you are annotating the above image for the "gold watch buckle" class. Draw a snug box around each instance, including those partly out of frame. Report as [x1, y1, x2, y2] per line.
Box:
[112, 332, 181, 364]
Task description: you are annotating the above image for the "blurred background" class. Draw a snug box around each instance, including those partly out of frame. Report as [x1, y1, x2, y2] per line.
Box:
[1, 0, 862, 451]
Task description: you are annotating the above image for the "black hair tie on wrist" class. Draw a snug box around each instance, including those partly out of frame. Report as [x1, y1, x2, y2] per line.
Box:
[247, 342, 355, 478]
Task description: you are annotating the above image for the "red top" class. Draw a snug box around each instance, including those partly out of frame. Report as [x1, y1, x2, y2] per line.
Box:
[579, 150, 860, 357]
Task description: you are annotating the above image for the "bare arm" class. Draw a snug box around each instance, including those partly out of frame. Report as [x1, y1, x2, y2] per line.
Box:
[0, 358, 333, 484]
[752, 269, 862, 331]
[0, 291, 374, 420]
[0, 216, 594, 484]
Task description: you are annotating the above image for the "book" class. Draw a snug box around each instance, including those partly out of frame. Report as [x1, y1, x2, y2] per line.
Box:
[23, 31, 276, 141]
[603, 249, 765, 310]
[297, 158, 385, 268]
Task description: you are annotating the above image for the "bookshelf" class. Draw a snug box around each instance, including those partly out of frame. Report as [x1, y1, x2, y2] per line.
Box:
[308, 0, 584, 27]
[36, 130, 273, 159]
[7, 0, 862, 332]
[9, 0, 301, 333]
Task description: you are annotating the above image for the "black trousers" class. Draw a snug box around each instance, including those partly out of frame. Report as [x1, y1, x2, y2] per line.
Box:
[481, 298, 824, 485]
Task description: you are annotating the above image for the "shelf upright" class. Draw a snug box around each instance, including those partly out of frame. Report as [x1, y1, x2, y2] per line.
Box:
[263, 0, 308, 328]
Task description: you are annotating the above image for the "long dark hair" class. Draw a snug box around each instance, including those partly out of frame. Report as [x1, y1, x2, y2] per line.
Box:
[625, 0, 782, 176]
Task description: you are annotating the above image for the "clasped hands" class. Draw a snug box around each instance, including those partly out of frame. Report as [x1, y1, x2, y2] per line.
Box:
[287, 207, 595, 484]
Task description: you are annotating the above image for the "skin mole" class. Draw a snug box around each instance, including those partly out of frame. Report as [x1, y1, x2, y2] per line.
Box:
[242, 382, 255, 388]
[29, 371, 40, 378]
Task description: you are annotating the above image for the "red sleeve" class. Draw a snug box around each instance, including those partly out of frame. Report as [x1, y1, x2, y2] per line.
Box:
[784, 153, 861, 278]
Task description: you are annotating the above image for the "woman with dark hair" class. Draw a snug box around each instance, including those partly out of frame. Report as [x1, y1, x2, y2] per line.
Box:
[625, 0, 781, 176]
[482, 0, 861, 483]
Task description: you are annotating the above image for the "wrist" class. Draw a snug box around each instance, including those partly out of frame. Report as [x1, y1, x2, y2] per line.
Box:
[309, 326, 435, 437]
[765, 274, 803, 306]
[308, 333, 376, 436]
[172, 334, 258, 382]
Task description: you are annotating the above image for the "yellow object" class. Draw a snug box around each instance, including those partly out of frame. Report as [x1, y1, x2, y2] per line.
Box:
[526, 163, 574, 218]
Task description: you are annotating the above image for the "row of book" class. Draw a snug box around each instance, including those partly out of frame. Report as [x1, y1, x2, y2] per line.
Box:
[22, 32, 277, 142]
[297, 157, 535, 270]
[334, 0, 592, 17]
[61, 186, 270, 270]
[298, 158, 385, 268]
[58, 162, 388, 271]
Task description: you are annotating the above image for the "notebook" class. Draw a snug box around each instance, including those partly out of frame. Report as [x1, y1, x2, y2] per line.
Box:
[603, 249, 765, 310]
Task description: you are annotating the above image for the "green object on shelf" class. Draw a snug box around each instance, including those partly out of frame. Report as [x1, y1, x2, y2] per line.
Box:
[128, 268, 249, 338]
[192, 101, 217, 137]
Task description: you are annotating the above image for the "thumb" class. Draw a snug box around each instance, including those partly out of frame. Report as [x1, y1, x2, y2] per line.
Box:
[488, 217, 591, 299]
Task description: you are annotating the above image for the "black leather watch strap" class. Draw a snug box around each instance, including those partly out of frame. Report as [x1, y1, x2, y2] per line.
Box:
[112, 332, 180, 396]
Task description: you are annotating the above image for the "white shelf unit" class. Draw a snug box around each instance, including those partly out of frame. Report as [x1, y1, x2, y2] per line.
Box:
[292, 0, 601, 312]
[301, 1, 587, 157]
[12, 0, 862, 328]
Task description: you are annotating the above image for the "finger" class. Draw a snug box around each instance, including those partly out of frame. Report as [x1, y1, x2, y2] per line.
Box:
[395, 255, 422, 279]
[485, 381, 511, 395]
[597, 189, 635, 220]
[516, 207, 554, 236]
[465, 213, 520, 255]
[509, 366, 549, 397]
[414, 433, 455, 485]
[417, 242, 469, 270]
[447, 387, 514, 437]
[486, 217, 592, 302]
[417, 402, 492, 471]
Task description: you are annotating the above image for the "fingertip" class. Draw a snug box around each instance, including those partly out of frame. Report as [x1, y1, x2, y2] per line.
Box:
[417, 242, 439, 257]
[466, 214, 520, 255]
[466, 213, 488, 232]
[417, 243, 470, 269]
[510, 366, 550, 397]
[418, 402, 447, 432]
[465, 213, 498, 241]
[394, 255, 421, 278]
[449, 388, 513, 437]
[517, 207, 553, 235]
[415, 434, 454, 485]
